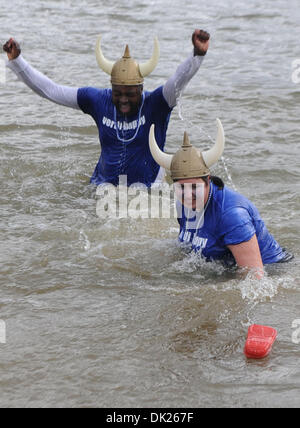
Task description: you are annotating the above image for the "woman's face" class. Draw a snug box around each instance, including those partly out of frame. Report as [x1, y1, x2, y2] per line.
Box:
[174, 177, 210, 211]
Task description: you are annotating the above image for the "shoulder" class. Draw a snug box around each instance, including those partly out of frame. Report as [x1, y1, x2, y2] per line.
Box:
[78, 87, 110, 101]
[77, 87, 111, 113]
[218, 186, 256, 215]
[210, 185, 243, 213]
[215, 186, 258, 244]
[211, 184, 255, 229]
[144, 86, 172, 110]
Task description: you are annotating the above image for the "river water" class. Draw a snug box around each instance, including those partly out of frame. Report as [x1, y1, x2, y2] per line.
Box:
[0, 0, 299, 408]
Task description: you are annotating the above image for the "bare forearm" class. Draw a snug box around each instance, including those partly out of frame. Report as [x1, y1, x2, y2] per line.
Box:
[228, 235, 264, 280]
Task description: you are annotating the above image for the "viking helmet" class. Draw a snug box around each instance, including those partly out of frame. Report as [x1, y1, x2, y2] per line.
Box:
[149, 119, 225, 181]
[95, 35, 160, 86]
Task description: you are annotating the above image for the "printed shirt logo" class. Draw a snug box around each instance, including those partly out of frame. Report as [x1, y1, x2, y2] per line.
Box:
[192, 236, 208, 250]
[102, 115, 146, 131]
[179, 230, 208, 254]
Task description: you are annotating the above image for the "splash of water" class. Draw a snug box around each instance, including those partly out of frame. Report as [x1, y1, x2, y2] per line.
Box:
[166, 250, 226, 276]
[238, 271, 279, 302]
[79, 229, 91, 251]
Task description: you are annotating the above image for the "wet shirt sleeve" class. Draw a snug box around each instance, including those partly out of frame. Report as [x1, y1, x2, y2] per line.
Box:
[150, 86, 173, 120]
[77, 87, 105, 119]
[219, 207, 256, 246]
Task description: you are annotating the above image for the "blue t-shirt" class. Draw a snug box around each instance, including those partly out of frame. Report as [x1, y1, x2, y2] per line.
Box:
[77, 86, 172, 187]
[177, 182, 287, 265]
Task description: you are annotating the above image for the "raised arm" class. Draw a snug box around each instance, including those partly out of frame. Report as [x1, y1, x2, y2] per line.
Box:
[162, 29, 210, 108]
[3, 38, 80, 110]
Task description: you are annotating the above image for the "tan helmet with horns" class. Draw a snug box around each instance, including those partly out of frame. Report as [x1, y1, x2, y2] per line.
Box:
[95, 35, 160, 86]
[149, 119, 225, 181]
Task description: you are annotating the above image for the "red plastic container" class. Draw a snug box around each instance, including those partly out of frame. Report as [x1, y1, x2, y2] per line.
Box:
[244, 324, 277, 359]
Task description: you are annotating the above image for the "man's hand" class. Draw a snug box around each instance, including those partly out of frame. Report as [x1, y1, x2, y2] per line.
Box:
[192, 29, 210, 56]
[3, 38, 21, 60]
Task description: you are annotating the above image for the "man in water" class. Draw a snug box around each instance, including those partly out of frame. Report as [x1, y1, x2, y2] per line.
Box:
[149, 120, 293, 279]
[3, 30, 209, 187]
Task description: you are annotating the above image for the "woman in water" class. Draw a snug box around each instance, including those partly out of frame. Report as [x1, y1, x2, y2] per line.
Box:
[149, 120, 293, 279]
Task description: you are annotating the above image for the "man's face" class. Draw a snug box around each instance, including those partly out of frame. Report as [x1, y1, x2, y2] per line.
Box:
[112, 85, 143, 116]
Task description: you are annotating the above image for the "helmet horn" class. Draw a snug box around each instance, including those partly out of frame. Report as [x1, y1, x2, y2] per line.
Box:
[202, 118, 225, 168]
[149, 124, 173, 171]
[139, 37, 160, 77]
[95, 35, 114, 75]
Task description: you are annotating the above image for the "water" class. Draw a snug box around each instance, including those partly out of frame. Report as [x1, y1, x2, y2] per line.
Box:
[0, 0, 300, 408]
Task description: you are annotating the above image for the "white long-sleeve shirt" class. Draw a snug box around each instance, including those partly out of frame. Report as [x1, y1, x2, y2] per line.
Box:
[6, 53, 204, 109]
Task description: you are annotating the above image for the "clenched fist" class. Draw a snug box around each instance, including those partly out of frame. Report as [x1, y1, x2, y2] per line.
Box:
[3, 38, 21, 60]
[192, 29, 210, 56]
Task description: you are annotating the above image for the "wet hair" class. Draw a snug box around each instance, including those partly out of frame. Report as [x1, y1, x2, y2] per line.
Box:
[202, 175, 224, 190]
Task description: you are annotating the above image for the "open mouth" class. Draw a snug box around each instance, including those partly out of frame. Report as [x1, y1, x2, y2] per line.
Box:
[119, 103, 131, 114]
